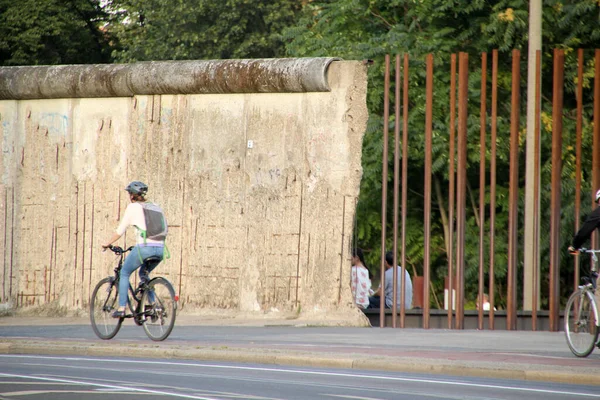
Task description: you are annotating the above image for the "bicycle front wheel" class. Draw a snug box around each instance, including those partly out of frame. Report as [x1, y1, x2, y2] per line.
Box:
[564, 288, 599, 357]
[90, 277, 123, 340]
[142, 277, 177, 341]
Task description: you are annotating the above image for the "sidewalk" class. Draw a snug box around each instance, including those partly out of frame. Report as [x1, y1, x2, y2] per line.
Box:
[1, 312, 599, 386]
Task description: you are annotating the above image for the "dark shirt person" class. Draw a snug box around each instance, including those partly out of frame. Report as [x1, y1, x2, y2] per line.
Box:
[568, 189, 600, 254]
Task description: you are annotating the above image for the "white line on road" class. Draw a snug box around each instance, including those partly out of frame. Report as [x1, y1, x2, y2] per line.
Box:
[323, 395, 388, 400]
[1, 355, 598, 398]
[0, 372, 222, 400]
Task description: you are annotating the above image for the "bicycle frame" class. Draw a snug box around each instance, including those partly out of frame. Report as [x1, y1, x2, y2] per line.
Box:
[107, 246, 149, 322]
[578, 249, 599, 287]
[577, 249, 600, 325]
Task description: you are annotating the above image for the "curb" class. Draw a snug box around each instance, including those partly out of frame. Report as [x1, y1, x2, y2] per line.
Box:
[1, 339, 597, 386]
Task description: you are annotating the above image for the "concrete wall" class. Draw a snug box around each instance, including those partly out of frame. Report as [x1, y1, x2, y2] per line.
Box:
[0, 59, 368, 323]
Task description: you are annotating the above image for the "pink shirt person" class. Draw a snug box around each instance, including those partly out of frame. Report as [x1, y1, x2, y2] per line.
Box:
[350, 248, 372, 309]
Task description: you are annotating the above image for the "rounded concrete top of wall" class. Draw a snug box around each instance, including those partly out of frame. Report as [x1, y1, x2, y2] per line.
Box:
[0, 58, 342, 100]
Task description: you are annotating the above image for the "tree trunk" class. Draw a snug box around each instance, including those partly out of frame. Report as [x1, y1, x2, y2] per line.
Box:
[434, 176, 451, 256]
[467, 180, 481, 227]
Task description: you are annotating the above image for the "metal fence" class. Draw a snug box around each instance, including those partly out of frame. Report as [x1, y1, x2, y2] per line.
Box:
[375, 49, 600, 330]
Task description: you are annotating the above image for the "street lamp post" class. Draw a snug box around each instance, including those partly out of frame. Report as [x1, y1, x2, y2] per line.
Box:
[524, 0, 542, 313]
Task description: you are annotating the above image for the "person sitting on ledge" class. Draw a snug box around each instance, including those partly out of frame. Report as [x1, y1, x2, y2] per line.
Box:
[368, 251, 412, 310]
[476, 293, 496, 311]
[350, 247, 371, 310]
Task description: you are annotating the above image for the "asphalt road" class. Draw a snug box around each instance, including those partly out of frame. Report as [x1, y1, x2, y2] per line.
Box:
[1, 316, 599, 386]
[1, 354, 599, 400]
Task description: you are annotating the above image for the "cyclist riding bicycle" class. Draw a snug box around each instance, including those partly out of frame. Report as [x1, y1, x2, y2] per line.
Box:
[101, 181, 167, 318]
[568, 189, 600, 255]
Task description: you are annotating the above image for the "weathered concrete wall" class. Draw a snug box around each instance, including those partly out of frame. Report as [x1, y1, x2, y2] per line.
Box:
[0, 59, 368, 323]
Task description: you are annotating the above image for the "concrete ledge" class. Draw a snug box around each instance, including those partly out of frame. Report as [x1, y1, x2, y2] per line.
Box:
[363, 309, 564, 331]
[0, 58, 342, 99]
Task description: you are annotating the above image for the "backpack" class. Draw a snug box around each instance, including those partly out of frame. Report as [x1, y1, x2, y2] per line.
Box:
[140, 202, 168, 241]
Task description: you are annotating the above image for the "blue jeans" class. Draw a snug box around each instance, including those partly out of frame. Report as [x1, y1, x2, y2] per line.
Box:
[118, 245, 164, 308]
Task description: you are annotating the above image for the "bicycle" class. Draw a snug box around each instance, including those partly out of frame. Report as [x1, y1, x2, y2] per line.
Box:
[90, 245, 178, 341]
[564, 248, 600, 357]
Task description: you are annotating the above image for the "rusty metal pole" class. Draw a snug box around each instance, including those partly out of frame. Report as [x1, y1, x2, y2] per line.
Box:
[392, 54, 401, 328]
[575, 49, 584, 293]
[550, 49, 565, 332]
[478, 53, 487, 330]
[507, 49, 521, 331]
[489, 50, 498, 329]
[401, 54, 410, 328]
[380, 54, 391, 328]
[593, 49, 600, 250]
[423, 54, 434, 329]
[456, 52, 469, 329]
[447, 54, 457, 328]
[532, 49, 542, 331]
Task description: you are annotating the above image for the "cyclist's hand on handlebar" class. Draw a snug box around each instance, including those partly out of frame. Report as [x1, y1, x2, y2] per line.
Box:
[568, 245, 578, 255]
[101, 243, 113, 252]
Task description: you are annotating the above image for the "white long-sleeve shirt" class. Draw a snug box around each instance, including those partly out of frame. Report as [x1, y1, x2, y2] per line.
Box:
[116, 202, 163, 246]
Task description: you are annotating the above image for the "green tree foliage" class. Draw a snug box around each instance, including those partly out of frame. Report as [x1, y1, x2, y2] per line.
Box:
[1, 0, 598, 310]
[0, 0, 112, 66]
[106, 0, 302, 62]
[284, 0, 600, 308]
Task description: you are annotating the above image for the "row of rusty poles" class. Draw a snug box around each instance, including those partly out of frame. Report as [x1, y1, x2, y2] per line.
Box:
[550, 49, 600, 331]
[379, 49, 600, 330]
[595, 50, 600, 267]
[380, 54, 412, 328]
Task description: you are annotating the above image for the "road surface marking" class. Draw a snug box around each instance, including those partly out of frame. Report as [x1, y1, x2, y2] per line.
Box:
[1, 355, 598, 398]
[0, 372, 221, 400]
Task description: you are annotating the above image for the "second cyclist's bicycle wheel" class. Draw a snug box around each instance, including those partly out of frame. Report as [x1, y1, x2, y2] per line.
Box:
[564, 288, 599, 357]
[142, 277, 177, 341]
[90, 277, 123, 340]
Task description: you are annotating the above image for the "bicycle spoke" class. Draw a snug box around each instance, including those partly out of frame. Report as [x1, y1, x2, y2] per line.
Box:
[142, 277, 177, 341]
[90, 277, 123, 340]
[565, 289, 598, 357]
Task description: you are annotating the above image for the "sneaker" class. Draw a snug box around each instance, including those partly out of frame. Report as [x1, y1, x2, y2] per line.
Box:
[111, 309, 125, 319]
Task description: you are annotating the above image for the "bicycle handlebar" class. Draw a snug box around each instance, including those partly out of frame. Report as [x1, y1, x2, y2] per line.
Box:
[107, 244, 134, 255]
[574, 248, 600, 253]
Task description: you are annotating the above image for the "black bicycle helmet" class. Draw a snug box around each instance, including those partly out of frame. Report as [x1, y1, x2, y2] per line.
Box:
[125, 181, 148, 196]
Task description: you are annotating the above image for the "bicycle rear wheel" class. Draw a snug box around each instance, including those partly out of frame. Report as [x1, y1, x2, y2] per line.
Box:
[564, 288, 599, 357]
[90, 277, 123, 340]
[142, 277, 177, 341]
